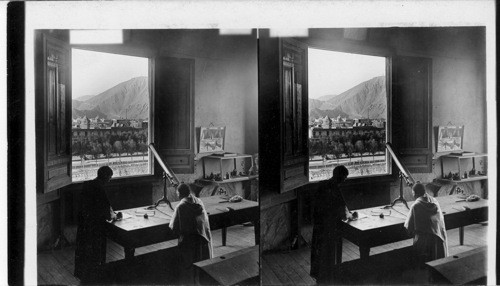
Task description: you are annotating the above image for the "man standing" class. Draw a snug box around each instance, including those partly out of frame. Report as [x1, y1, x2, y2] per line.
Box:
[74, 166, 117, 284]
[169, 183, 212, 284]
[310, 165, 354, 283]
[404, 183, 448, 264]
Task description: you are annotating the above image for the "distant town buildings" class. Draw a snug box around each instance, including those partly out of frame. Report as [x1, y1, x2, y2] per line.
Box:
[309, 115, 386, 141]
[72, 116, 148, 143]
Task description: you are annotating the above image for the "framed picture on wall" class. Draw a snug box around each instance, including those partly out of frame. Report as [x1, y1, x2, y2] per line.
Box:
[199, 126, 226, 153]
[436, 125, 464, 152]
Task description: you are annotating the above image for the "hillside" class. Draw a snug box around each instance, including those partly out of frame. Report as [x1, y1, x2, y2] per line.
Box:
[309, 98, 324, 110]
[72, 108, 108, 120]
[310, 76, 386, 120]
[326, 76, 386, 119]
[309, 108, 350, 122]
[72, 76, 149, 120]
[74, 94, 96, 102]
[317, 94, 337, 102]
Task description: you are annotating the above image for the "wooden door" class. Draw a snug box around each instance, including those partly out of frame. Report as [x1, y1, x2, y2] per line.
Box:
[281, 39, 309, 192]
[36, 33, 72, 193]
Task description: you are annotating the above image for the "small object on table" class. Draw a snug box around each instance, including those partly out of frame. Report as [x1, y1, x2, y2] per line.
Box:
[466, 194, 480, 202]
[464, 171, 468, 178]
[229, 195, 243, 202]
[371, 209, 391, 217]
[219, 195, 243, 203]
[225, 172, 230, 179]
[351, 211, 358, 219]
[116, 212, 123, 220]
[144, 213, 149, 219]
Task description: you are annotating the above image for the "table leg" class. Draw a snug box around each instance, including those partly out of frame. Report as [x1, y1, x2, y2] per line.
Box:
[124, 247, 135, 260]
[254, 220, 260, 245]
[459, 226, 464, 245]
[194, 267, 201, 285]
[335, 238, 343, 264]
[360, 246, 370, 259]
[222, 227, 227, 246]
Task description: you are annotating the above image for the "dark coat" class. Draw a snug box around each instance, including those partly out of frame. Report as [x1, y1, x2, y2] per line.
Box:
[310, 179, 348, 283]
[74, 179, 112, 283]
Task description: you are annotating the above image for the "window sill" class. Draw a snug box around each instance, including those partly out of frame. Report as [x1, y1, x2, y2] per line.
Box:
[70, 174, 158, 188]
[307, 174, 395, 188]
[342, 174, 395, 187]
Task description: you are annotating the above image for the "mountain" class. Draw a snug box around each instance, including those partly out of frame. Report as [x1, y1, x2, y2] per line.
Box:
[326, 76, 386, 119]
[72, 107, 108, 120]
[308, 76, 386, 121]
[309, 108, 350, 122]
[317, 94, 337, 102]
[72, 99, 85, 110]
[74, 94, 96, 102]
[308, 98, 337, 111]
[309, 98, 324, 110]
[72, 76, 149, 120]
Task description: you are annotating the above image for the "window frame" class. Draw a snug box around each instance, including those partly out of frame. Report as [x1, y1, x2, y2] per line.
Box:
[68, 45, 156, 186]
[305, 42, 395, 184]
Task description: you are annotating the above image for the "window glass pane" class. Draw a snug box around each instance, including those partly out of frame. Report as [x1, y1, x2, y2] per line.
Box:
[71, 48, 150, 181]
[308, 48, 388, 181]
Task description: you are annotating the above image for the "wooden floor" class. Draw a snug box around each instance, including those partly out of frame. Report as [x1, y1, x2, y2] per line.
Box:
[37, 223, 488, 285]
[262, 223, 488, 285]
[38, 224, 255, 285]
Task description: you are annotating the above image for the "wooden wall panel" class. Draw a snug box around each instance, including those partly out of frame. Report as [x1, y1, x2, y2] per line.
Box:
[392, 56, 433, 173]
[154, 57, 195, 173]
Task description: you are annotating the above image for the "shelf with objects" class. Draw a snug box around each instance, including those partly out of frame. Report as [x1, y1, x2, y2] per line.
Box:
[435, 152, 488, 196]
[196, 153, 259, 200]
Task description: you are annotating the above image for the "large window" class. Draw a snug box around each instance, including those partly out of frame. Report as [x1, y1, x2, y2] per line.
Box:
[71, 49, 150, 181]
[308, 48, 388, 181]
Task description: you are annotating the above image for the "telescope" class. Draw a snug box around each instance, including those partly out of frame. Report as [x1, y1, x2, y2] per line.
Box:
[385, 142, 415, 209]
[149, 143, 180, 211]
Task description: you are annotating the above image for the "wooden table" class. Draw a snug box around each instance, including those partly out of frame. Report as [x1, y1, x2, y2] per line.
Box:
[426, 246, 487, 284]
[341, 195, 488, 261]
[193, 245, 259, 286]
[106, 196, 259, 260]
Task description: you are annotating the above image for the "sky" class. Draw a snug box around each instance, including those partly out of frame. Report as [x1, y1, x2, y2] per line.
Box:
[308, 47, 386, 99]
[72, 48, 148, 99]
